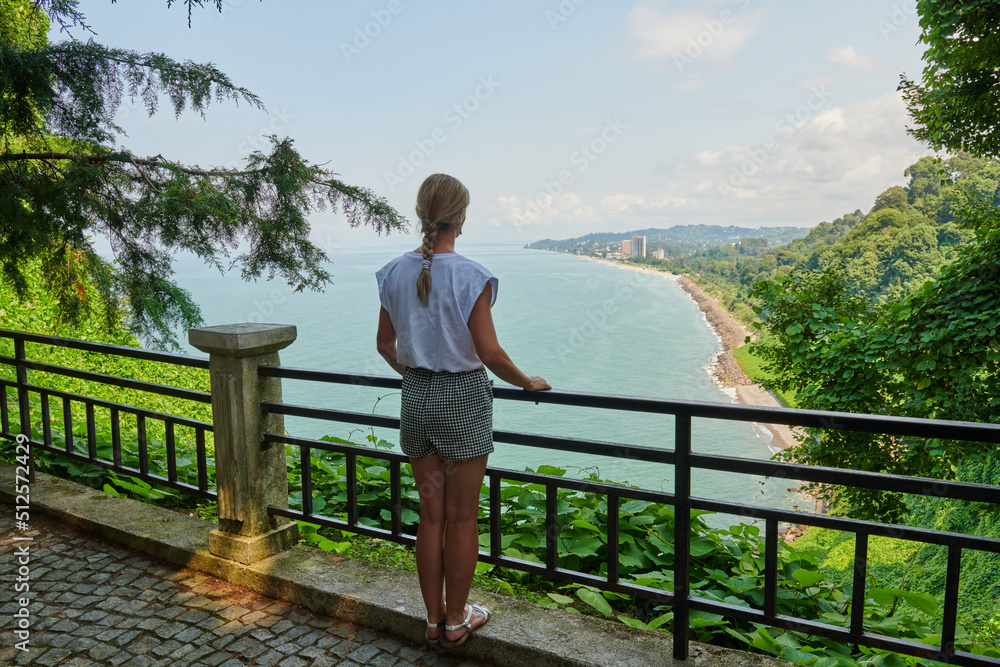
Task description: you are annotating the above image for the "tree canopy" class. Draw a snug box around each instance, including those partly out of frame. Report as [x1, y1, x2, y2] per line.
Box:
[748, 186, 999, 521]
[0, 0, 407, 347]
[900, 0, 1000, 158]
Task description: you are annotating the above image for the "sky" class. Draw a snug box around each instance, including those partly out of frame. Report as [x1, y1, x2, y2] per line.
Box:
[76, 0, 931, 248]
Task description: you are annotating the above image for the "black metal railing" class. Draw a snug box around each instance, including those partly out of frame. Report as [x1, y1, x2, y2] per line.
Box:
[259, 364, 1000, 667]
[0, 329, 215, 499]
[3, 326, 999, 666]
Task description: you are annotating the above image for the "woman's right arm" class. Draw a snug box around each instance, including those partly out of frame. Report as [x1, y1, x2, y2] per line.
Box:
[468, 283, 550, 391]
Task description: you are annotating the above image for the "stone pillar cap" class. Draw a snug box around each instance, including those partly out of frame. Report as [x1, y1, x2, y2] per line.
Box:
[189, 323, 297, 358]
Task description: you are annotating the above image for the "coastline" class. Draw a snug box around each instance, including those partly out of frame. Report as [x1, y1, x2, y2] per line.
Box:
[572, 254, 801, 452]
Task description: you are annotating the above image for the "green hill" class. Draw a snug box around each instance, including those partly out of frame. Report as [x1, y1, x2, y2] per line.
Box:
[651, 155, 997, 306]
[526, 224, 808, 255]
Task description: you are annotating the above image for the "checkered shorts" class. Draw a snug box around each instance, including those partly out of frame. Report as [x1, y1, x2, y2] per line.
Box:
[400, 366, 494, 461]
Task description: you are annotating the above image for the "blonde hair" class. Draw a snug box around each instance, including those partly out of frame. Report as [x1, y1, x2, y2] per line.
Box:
[415, 173, 469, 303]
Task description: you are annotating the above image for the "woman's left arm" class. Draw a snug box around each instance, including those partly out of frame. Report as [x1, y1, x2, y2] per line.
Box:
[376, 307, 406, 375]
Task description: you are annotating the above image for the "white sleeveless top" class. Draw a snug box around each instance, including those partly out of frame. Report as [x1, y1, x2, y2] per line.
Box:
[376, 251, 498, 372]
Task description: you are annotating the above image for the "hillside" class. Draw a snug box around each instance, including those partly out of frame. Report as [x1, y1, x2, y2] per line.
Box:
[627, 155, 996, 312]
[526, 224, 808, 255]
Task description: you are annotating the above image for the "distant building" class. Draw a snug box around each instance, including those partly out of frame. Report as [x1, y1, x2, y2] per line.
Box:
[652, 248, 665, 259]
[621, 239, 631, 256]
[631, 236, 646, 258]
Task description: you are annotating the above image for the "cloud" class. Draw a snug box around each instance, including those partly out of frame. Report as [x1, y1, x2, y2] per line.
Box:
[626, 0, 765, 86]
[491, 193, 600, 234]
[647, 91, 930, 219]
[694, 150, 722, 168]
[827, 46, 874, 70]
[487, 92, 931, 240]
[600, 193, 647, 214]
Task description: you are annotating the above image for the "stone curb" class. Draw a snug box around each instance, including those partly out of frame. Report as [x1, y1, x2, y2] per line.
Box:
[0, 463, 789, 667]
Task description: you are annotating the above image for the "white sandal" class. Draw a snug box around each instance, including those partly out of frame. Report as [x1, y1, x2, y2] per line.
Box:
[441, 603, 490, 647]
[425, 617, 446, 646]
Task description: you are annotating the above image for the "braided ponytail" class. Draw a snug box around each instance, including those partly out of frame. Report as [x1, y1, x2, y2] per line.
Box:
[414, 174, 470, 303]
[416, 220, 439, 303]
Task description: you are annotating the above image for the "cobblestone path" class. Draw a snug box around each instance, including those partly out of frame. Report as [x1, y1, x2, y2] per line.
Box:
[0, 506, 490, 667]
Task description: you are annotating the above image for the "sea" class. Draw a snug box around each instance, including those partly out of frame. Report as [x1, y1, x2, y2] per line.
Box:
[173, 243, 806, 527]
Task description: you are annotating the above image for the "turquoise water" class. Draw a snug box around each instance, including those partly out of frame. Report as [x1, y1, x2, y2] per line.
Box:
[174, 244, 803, 525]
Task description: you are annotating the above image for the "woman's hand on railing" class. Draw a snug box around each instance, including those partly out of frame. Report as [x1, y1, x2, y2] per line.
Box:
[524, 377, 551, 392]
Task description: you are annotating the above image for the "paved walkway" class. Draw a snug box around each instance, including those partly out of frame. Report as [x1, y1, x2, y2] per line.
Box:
[0, 506, 489, 667]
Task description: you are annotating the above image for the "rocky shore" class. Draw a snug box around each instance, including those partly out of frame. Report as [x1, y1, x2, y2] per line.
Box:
[673, 274, 801, 452]
[674, 275, 753, 387]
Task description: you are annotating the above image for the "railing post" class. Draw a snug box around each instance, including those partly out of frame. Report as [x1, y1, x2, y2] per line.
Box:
[14, 337, 34, 483]
[673, 414, 692, 661]
[189, 323, 299, 564]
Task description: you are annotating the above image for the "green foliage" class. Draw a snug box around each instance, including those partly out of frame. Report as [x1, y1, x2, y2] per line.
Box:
[1, 253, 214, 498]
[0, 0, 406, 348]
[286, 433, 421, 532]
[797, 485, 1000, 637]
[657, 210, 866, 308]
[747, 186, 1000, 520]
[899, 0, 1000, 158]
[882, 191, 1000, 424]
[1, 259, 211, 421]
[0, 0, 47, 49]
[871, 186, 910, 214]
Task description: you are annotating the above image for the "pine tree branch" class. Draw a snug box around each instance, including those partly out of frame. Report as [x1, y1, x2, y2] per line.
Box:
[1, 151, 223, 176]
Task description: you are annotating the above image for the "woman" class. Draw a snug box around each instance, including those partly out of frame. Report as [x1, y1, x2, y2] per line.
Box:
[375, 173, 550, 648]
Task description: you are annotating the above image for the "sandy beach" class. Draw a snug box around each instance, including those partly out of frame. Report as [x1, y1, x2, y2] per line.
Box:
[573, 255, 801, 451]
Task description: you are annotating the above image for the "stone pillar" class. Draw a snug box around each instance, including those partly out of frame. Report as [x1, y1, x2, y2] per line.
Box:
[189, 323, 299, 564]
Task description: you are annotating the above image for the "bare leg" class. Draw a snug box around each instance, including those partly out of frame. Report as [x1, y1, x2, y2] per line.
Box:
[410, 454, 448, 635]
[442, 455, 489, 641]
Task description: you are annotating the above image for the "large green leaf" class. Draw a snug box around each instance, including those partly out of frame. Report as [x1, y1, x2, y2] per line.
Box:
[869, 588, 939, 617]
[570, 518, 600, 533]
[564, 536, 602, 558]
[689, 536, 716, 557]
[689, 611, 726, 628]
[620, 500, 654, 514]
[649, 534, 674, 555]
[547, 593, 574, 605]
[617, 615, 650, 630]
[791, 569, 825, 587]
[576, 588, 613, 617]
